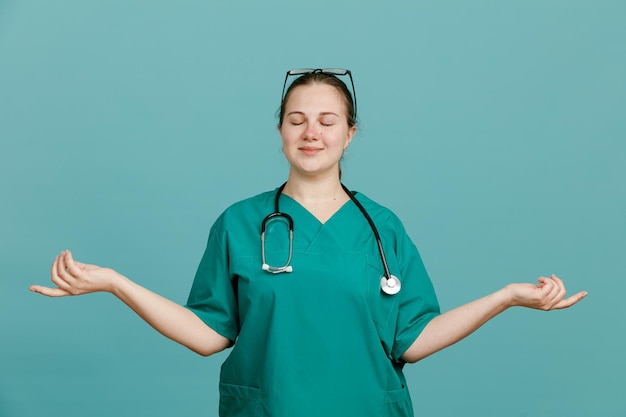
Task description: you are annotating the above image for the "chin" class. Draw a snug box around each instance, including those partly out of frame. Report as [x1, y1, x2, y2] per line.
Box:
[294, 166, 338, 179]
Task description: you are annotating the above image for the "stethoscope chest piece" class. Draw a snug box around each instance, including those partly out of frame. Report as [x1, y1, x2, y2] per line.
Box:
[380, 275, 401, 295]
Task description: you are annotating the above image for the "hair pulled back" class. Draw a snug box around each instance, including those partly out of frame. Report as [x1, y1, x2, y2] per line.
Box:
[278, 72, 356, 128]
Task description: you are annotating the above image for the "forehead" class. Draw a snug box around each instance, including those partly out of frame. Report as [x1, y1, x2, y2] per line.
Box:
[284, 83, 347, 113]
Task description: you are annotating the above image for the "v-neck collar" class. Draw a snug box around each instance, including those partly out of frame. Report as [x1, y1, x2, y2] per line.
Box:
[278, 193, 355, 226]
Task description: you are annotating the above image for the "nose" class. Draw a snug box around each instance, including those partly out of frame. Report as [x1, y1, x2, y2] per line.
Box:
[303, 123, 319, 140]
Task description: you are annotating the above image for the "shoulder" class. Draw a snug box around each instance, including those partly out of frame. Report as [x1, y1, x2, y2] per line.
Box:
[211, 189, 276, 231]
[352, 190, 416, 251]
[353, 191, 403, 227]
[224, 189, 275, 214]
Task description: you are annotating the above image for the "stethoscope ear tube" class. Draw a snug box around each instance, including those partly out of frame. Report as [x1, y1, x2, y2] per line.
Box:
[261, 212, 294, 233]
[261, 209, 294, 274]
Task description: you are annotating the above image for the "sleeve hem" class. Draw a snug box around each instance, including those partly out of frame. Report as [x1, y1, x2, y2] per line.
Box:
[184, 305, 239, 343]
[391, 311, 440, 362]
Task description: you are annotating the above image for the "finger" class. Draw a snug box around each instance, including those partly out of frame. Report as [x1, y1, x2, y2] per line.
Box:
[50, 255, 60, 280]
[535, 277, 564, 310]
[537, 276, 553, 289]
[550, 274, 567, 305]
[58, 251, 72, 276]
[552, 291, 588, 309]
[51, 253, 74, 292]
[550, 274, 564, 287]
[545, 276, 562, 298]
[50, 273, 72, 293]
[56, 251, 67, 278]
[539, 277, 555, 294]
[50, 255, 67, 288]
[58, 251, 77, 283]
[65, 250, 78, 273]
[29, 285, 72, 297]
[544, 274, 567, 306]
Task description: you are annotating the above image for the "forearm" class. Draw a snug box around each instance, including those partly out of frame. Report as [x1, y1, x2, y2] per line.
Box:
[402, 287, 511, 363]
[111, 273, 231, 356]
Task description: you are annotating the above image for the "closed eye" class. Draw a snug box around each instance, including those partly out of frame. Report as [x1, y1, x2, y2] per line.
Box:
[319, 112, 339, 127]
[287, 117, 305, 126]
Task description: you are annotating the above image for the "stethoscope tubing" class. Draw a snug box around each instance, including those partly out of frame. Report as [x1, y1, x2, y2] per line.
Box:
[339, 184, 394, 282]
[263, 183, 395, 285]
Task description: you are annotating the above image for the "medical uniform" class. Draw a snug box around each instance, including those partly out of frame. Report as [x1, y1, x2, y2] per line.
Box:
[185, 189, 440, 417]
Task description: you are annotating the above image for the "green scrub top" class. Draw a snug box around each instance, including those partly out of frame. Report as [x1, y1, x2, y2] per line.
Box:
[185, 189, 440, 417]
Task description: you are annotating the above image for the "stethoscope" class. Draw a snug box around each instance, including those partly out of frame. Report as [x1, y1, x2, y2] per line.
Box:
[261, 183, 402, 295]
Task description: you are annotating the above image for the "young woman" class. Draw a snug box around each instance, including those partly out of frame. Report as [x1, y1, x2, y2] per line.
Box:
[30, 69, 587, 417]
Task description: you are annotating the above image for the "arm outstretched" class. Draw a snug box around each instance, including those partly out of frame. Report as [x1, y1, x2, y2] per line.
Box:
[401, 274, 587, 363]
[30, 250, 231, 356]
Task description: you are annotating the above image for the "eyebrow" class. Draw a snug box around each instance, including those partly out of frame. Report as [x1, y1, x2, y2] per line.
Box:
[286, 111, 340, 117]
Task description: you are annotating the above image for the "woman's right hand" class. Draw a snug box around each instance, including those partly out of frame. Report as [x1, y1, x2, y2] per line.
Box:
[29, 250, 231, 356]
[30, 250, 119, 297]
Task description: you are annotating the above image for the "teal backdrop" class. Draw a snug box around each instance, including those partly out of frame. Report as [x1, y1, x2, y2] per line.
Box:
[1, 1, 624, 416]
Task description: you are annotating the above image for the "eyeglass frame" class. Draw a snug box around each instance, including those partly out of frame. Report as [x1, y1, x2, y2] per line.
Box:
[280, 68, 357, 121]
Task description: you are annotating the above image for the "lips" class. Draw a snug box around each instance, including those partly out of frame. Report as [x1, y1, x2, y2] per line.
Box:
[299, 147, 323, 155]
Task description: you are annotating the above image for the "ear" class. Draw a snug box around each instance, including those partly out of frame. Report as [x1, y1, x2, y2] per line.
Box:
[345, 125, 356, 147]
[277, 123, 285, 142]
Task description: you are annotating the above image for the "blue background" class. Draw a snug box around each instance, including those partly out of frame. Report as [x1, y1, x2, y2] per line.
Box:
[1, 1, 624, 416]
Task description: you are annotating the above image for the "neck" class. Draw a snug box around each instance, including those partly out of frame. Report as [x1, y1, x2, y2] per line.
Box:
[283, 170, 345, 203]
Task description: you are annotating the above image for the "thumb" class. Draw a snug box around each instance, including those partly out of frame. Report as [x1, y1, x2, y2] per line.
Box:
[29, 285, 71, 297]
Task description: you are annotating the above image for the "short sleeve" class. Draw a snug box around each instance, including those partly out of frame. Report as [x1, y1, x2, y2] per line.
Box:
[184, 218, 239, 342]
[390, 224, 440, 361]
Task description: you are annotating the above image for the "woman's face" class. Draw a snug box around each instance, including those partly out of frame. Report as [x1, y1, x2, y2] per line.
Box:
[279, 83, 356, 179]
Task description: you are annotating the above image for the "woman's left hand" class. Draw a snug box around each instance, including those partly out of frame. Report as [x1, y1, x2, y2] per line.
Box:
[505, 274, 587, 310]
[402, 274, 587, 362]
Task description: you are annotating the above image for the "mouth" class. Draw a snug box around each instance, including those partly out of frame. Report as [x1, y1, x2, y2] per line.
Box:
[299, 147, 323, 155]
